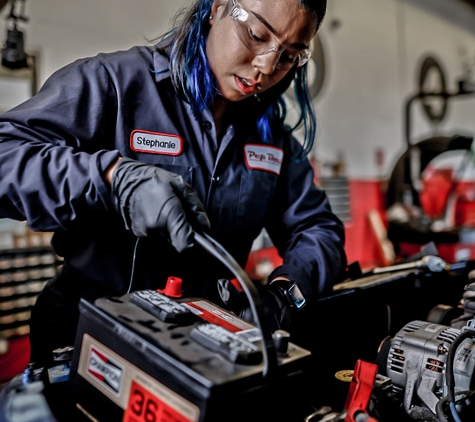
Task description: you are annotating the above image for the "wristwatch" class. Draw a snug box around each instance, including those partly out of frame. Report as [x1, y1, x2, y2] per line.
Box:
[271, 280, 306, 310]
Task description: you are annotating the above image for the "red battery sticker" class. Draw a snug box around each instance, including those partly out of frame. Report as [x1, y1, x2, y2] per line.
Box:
[185, 300, 255, 333]
[123, 380, 194, 422]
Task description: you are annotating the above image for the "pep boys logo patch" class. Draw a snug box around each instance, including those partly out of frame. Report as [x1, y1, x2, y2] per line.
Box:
[87, 346, 124, 395]
[244, 144, 283, 175]
[130, 130, 183, 155]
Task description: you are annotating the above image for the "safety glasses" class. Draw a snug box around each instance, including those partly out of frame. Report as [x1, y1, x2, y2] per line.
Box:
[229, 0, 311, 71]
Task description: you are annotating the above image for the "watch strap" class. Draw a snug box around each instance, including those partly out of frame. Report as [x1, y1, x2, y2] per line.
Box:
[270, 280, 306, 310]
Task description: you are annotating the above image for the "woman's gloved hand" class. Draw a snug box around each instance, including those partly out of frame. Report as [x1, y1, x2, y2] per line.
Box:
[111, 157, 210, 253]
[217, 278, 292, 332]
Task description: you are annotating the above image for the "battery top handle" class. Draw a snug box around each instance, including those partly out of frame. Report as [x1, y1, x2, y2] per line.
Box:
[193, 232, 278, 377]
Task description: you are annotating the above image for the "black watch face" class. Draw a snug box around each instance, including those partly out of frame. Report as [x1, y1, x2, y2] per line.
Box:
[288, 284, 306, 309]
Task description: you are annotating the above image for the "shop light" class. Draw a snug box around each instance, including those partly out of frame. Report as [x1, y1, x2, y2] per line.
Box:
[1, 0, 28, 70]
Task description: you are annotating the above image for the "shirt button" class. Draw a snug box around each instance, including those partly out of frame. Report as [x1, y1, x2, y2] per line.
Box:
[212, 176, 220, 183]
[203, 121, 212, 130]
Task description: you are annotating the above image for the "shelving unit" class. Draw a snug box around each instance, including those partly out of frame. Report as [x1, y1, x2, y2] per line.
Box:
[0, 245, 63, 339]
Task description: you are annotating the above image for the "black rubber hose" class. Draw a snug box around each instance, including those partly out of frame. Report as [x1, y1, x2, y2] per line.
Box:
[436, 389, 474, 422]
[445, 330, 475, 404]
[194, 232, 278, 378]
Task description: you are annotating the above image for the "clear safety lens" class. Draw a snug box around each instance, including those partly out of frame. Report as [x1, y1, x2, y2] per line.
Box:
[230, 0, 310, 71]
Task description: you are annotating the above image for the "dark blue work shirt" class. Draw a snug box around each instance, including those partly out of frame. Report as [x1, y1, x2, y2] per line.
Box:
[0, 44, 346, 309]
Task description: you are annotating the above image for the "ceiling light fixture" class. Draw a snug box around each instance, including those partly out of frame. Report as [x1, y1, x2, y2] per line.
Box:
[1, 0, 29, 70]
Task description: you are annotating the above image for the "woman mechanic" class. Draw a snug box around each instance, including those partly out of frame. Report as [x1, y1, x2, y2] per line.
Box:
[0, 0, 347, 367]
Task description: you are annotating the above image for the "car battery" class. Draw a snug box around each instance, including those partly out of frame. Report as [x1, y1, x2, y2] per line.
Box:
[68, 288, 312, 422]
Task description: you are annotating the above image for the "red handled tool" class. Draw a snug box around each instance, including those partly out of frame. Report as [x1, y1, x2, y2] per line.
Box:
[344, 359, 379, 422]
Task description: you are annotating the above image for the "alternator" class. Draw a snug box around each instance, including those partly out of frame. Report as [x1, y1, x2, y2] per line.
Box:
[386, 320, 475, 417]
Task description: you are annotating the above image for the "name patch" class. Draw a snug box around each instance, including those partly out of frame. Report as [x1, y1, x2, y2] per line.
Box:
[130, 130, 182, 156]
[244, 144, 283, 175]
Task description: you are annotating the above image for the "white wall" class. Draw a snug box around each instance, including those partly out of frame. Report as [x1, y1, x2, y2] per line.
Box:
[1, 0, 475, 179]
[0, 0, 189, 80]
[316, 0, 475, 179]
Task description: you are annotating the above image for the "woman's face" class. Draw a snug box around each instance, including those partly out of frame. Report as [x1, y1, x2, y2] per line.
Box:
[207, 0, 317, 102]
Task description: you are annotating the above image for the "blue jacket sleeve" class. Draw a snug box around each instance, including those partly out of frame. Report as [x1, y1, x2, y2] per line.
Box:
[0, 57, 121, 231]
[265, 137, 347, 302]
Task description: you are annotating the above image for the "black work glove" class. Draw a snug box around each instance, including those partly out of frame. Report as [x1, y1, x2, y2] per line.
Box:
[217, 278, 292, 333]
[111, 157, 210, 253]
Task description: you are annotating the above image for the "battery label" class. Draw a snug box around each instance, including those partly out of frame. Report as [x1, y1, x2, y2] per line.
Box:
[124, 380, 195, 422]
[185, 300, 255, 333]
[77, 334, 200, 421]
[87, 347, 123, 395]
